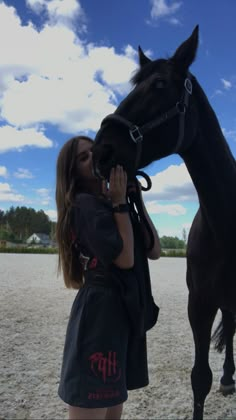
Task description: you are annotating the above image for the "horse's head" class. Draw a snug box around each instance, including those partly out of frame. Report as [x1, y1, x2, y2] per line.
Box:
[92, 26, 199, 180]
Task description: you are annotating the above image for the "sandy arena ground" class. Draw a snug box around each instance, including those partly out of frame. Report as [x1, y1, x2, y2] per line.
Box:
[0, 254, 236, 419]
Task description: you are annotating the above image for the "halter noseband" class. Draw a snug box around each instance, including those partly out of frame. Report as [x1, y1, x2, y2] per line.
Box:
[98, 72, 193, 170]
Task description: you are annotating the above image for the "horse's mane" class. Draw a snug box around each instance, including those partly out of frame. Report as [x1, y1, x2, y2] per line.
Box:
[192, 75, 236, 167]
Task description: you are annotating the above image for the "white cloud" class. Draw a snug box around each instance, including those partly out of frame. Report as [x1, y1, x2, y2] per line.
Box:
[222, 128, 236, 142]
[0, 182, 24, 202]
[137, 163, 198, 218]
[26, 0, 80, 16]
[14, 168, 34, 179]
[211, 89, 223, 99]
[36, 188, 51, 205]
[0, 166, 8, 177]
[37, 188, 50, 195]
[45, 209, 57, 221]
[221, 78, 232, 90]
[154, 222, 193, 239]
[145, 201, 186, 215]
[0, 2, 138, 137]
[0, 126, 53, 153]
[26, 0, 86, 31]
[87, 44, 137, 92]
[168, 17, 181, 25]
[158, 226, 185, 238]
[123, 44, 137, 60]
[181, 222, 192, 237]
[1, 71, 117, 132]
[142, 163, 197, 202]
[150, 0, 182, 21]
[47, 0, 84, 19]
[182, 222, 192, 230]
[26, 0, 45, 13]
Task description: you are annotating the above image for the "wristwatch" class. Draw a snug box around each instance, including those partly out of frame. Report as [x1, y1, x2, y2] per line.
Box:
[112, 204, 129, 213]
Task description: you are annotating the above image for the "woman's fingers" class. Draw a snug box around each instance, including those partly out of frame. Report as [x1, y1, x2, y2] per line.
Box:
[122, 170, 127, 188]
[108, 165, 127, 202]
[117, 165, 127, 189]
[116, 165, 122, 182]
[110, 165, 126, 186]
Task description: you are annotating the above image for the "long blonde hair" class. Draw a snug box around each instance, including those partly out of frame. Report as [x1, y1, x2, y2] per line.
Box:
[55, 135, 93, 289]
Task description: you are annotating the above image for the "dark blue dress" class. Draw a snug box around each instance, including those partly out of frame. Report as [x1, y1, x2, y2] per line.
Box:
[58, 193, 159, 408]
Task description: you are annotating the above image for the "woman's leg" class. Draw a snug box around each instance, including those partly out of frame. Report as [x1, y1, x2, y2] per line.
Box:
[105, 403, 123, 420]
[68, 405, 107, 420]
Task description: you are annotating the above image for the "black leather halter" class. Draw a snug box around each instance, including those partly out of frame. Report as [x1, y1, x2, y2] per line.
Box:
[98, 73, 193, 170]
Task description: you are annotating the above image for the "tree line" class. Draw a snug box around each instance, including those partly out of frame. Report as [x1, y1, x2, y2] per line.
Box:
[160, 235, 186, 250]
[0, 206, 56, 242]
[0, 206, 187, 248]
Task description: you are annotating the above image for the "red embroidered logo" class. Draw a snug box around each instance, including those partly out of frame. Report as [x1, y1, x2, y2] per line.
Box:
[89, 257, 97, 269]
[89, 351, 121, 383]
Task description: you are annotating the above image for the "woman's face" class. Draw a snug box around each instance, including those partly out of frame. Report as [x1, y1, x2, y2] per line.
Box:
[76, 139, 94, 181]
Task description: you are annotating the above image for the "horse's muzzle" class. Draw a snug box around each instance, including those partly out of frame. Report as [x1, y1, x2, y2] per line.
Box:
[92, 144, 116, 180]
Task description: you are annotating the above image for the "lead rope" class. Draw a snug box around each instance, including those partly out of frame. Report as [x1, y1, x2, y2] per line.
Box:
[127, 173, 155, 252]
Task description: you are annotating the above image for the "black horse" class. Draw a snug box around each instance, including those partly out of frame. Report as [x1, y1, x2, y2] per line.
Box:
[92, 26, 236, 420]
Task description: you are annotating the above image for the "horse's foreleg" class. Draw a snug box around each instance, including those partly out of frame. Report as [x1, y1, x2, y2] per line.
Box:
[219, 310, 235, 395]
[188, 293, 217, 420]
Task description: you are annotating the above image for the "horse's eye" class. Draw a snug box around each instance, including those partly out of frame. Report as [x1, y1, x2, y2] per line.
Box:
[155, 80, 166, 89]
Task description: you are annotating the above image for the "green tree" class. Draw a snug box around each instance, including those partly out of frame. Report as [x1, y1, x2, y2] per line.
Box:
[182, 228, 187, 247]
[0, 229, 15, 241]
[0, 210, 5, 225]
[4, 206, 51, 241]
[160, 236, 185, 249]
[50, 221, 56, 241]
[34, 210, 51, 234]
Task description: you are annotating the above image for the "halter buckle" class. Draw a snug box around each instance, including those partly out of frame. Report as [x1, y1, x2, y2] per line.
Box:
[129, 125, 143, 143]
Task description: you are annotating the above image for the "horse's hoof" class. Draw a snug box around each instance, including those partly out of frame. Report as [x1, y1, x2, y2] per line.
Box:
[219, 383, 236, 396]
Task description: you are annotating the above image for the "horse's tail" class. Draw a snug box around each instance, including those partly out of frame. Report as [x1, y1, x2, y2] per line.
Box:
[211, 313, 236, 353]
[211, 319, 225, 353]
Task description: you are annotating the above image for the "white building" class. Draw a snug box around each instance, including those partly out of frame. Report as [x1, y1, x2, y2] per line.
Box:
[26, 233, 51, 246]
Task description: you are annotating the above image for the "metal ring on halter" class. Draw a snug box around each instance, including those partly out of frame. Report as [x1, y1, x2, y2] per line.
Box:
[136, 170, 152, 191]
[184, 78, 193, 94]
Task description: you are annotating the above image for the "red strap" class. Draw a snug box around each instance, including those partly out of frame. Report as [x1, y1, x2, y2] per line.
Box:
[89, 257, 98, 269]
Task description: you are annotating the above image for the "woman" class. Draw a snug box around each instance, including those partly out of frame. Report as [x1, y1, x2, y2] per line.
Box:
[56, 135, 161, 420]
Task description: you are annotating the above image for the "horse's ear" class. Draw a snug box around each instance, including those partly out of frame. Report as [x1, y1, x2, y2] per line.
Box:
[171, 25, 199, 70]
[138, 46, 152, 67]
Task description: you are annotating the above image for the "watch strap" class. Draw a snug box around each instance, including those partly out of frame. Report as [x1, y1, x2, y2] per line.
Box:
[112, 204, 129, 213]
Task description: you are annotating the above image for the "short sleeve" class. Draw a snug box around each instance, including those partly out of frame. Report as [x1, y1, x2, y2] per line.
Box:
[72, 194, 123, 267]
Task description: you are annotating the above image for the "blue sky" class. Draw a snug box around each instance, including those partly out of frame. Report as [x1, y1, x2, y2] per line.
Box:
[0, 0, 236, 238]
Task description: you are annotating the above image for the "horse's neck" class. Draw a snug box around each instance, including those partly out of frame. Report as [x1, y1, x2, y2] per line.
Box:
[182, 80, 236, 241]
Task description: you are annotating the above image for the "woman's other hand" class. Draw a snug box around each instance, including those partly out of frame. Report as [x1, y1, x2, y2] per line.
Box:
[102, 165, 127, 205]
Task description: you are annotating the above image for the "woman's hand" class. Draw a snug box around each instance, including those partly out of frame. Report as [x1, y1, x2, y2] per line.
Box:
[102, 165, 127, 205]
